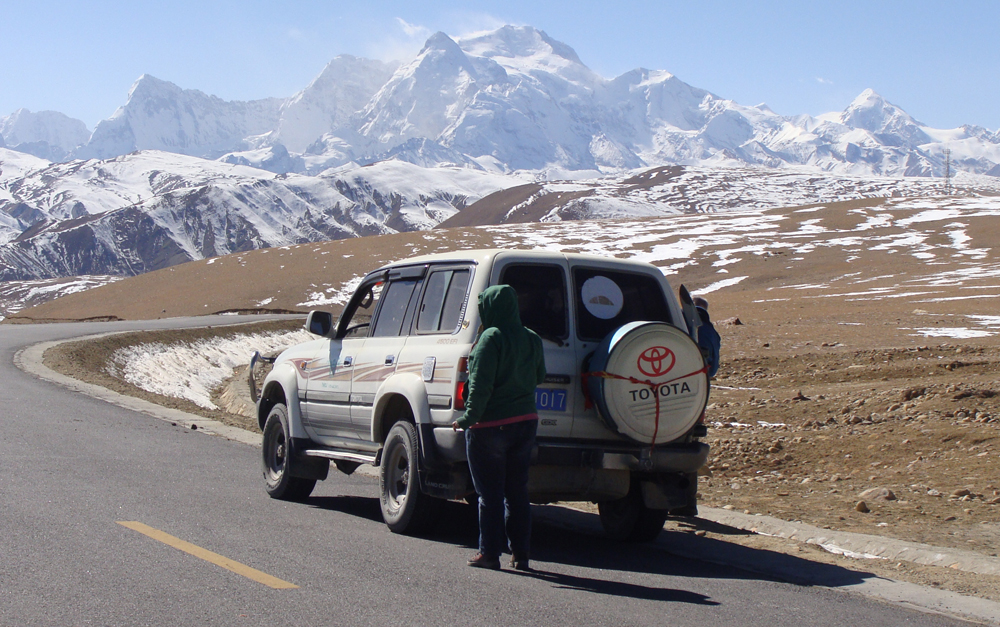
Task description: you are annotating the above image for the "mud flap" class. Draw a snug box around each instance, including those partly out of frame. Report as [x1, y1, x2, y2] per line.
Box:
[289, 437, 330, 481]
[640, 474, 691, 510]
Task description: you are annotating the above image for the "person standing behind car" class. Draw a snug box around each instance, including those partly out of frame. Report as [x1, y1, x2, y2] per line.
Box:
[452, 284, 546, 571]
[693, 297, 721, 379]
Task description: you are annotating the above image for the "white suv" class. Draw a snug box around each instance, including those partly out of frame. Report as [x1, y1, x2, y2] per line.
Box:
[252, 249, 710, 541]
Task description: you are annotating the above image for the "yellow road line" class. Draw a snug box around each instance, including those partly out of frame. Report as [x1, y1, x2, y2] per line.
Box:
[117, 521, 298, 589]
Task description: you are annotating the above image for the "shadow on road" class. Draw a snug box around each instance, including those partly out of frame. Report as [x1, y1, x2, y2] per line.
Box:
[301, 493, 877, 594]
[529, 504, 879, 590]
[510, 567, 720, 605]
[305, 495, 385, 524]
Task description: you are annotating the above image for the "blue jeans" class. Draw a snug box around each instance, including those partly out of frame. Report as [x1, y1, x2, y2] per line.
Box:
[465, 419, 537, 558]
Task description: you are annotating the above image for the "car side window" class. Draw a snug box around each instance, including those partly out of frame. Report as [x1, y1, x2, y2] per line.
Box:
[573, 268, 671, 341]
[370, 279, 419, 337]
[416, 268, 471, 334]
[499, 264, 568, 341]
[440, 269, 471, 331]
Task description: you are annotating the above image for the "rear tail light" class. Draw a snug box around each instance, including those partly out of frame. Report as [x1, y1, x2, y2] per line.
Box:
[455, 357, 469, 411]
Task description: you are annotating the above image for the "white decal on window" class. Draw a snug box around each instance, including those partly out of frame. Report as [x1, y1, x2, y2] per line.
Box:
[581, 276, 624, 320]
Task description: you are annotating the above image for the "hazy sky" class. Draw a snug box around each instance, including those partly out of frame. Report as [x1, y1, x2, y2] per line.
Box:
[3, 0, 997, 131]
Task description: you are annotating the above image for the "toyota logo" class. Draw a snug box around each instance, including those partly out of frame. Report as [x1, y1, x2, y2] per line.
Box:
[637, 346, 675, 377]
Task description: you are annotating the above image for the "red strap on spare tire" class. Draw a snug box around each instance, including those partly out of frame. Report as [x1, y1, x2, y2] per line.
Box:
[581, 366, 708, 453]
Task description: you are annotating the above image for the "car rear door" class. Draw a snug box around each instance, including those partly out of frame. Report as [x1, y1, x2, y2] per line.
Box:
[491, 255, 576, 439]
[396, 263, 475, 416]
[568, 262, 677, 440]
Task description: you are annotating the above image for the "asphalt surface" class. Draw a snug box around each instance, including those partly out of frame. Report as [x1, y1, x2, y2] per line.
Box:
[0, 317, 981, 626]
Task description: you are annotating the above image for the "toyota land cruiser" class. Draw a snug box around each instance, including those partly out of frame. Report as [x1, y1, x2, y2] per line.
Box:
[251, 249, 710, 541]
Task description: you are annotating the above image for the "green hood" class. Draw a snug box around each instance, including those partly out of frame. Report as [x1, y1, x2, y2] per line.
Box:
[478, 284, 521, 329]
[458, 283, 546, 429]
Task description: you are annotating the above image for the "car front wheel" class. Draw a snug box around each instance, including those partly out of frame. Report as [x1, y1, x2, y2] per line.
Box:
[262, 403, 316, 501]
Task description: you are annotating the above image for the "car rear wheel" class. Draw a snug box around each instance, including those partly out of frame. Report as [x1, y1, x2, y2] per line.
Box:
[598, 480, 668, 542]
[379, 421, 439, 534]
[262, 404, 316, 501]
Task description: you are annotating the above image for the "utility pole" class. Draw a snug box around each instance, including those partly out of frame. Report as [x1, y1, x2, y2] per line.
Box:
[944, 148, 952, 195]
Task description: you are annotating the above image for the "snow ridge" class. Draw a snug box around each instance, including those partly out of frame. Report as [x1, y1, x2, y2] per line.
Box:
[3, 25, 996, 180]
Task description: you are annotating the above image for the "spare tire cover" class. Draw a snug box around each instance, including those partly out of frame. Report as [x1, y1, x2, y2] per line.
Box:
[587, 321, 708, 445]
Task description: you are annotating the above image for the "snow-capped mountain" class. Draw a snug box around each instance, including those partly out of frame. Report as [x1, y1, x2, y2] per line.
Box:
[5, 142, 1000, 281]
[0, 109, 91, 161]
[4, 24, 1000, 286]
[75, 75, 284, 160]
[350, 28, 610, 172]
[0, 148, 517, 280]
[269, 55, 398, 154]
[5, 25, 997, 180]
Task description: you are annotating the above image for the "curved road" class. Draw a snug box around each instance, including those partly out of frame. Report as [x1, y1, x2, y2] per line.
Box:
[0, 318, 975, 626]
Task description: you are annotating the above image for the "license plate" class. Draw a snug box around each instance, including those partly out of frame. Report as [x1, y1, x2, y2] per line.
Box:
[535, 388, 568, 412]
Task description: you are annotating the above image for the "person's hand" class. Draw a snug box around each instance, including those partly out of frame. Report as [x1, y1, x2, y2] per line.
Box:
[451, 421, 461, 431]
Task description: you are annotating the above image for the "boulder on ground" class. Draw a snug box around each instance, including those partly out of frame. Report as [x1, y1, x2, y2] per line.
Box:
[859, 487, 897, 501]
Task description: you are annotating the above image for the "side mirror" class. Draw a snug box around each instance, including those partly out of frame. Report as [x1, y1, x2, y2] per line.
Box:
[305, 311, 334, 337]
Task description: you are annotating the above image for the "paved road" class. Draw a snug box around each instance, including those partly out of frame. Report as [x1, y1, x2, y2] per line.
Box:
[0, 318, 974, 626]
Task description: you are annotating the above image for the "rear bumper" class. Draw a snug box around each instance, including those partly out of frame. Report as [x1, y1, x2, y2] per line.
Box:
[536, 440, 709, 474]
[429, 425, 709, 474]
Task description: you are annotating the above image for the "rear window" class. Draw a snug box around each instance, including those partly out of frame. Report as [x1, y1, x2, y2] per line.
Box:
[499, 264, 568, 341]
[573, 268, 671, 341]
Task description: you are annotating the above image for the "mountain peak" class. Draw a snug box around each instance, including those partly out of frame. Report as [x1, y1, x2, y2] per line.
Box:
[848, 88, 885, 109]
[410, 31, 472, 74]
[0, 108, 91, 158]
[459, 25, 583, 65]
[841, 88, 922, 132]
[127, 74, 186, 102]
[421, 31, 462, 54]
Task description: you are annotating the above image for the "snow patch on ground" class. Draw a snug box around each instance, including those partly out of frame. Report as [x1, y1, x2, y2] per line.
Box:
[108, 330, 311, 409]
[908, 327, 994, 339]
[969, 315, 1000, 328]
[700, 276, 749, 294]
[0, 275, 122, 318]
[298, 275, 363, 307]
[818, 543, 886, 560]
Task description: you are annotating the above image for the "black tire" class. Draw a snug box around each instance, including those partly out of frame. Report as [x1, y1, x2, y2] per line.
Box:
[262, 404, 316, 501]
[379, 421, 439, 534]
[598, 481, 668, 542]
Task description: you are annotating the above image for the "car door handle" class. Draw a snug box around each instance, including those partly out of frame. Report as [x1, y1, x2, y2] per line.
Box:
[384, 355, 395, 366]
[342, 356, 353, 366]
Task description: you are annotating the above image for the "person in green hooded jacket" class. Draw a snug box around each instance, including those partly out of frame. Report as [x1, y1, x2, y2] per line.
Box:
[452, 284, 546, 570]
